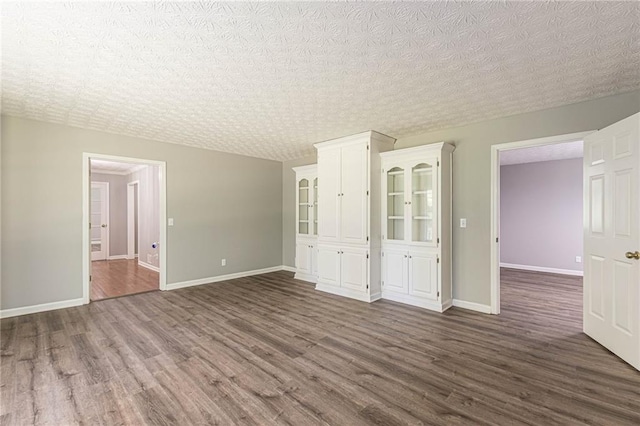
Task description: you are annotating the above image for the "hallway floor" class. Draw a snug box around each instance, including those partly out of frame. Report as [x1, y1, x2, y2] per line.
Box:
[91, 259, 159, 301]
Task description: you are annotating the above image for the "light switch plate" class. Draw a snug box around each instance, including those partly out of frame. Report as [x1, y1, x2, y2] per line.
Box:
[168, 218, 174, 226]
[575, 256, 582, 263]
[460, 218, 467, 228]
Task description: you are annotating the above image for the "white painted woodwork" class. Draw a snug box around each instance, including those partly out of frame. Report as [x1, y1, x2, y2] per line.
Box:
[315, 131, 395, 302]
[293, 164, 318, 283]
[380, 143, 454, 312]
[584, 112, 639, 371]
[90, 182, 109, 261]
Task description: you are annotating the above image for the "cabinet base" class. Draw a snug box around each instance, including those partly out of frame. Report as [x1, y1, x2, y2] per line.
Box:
[316, 283, 380, 303]
[294, 272, 317, 283]
[382, 291, 453, 313]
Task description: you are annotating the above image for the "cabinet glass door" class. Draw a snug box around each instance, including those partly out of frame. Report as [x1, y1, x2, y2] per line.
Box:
[313, 177, 318, 235]
[298, 178, 310, 234]
[386, 167, 405, 240]
[412, 163, 435, 243]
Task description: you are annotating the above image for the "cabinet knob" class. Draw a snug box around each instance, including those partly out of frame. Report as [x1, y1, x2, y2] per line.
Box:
[404, 255, 407, 258]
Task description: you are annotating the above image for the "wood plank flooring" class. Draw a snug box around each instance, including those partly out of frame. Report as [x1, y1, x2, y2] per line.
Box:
[91, 259, 159, 301]
[1, 268, 639, 425]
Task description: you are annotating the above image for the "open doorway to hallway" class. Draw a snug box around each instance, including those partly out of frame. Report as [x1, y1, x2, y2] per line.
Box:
[90, 158, 160, 300]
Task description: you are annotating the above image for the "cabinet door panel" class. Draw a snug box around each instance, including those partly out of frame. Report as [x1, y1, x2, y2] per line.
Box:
[318, 150, 341, 242]
[408, 252, 438, 300]
[340, 144, 368, 244]
[310, 245, 318, 276]
[317, 246, 340, 287]
[383, 249, 408, 293]
[341, 248, 368, 291]
[296, 243, 311, 273]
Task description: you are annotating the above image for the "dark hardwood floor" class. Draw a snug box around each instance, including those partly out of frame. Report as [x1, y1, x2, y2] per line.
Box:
[1, 268, 639, 425]
[91, 259, 159, 301]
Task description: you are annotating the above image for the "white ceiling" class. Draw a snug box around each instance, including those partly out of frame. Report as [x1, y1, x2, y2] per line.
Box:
[500, 140, 584, 166]
[91, 159, 146, 175]
[2, 2, 639, 161]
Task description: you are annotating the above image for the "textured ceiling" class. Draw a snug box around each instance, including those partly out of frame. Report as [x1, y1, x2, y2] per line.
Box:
[2, 1, 639, 161]
[500, 140, 583, 166]
[91, 159, 146, 175]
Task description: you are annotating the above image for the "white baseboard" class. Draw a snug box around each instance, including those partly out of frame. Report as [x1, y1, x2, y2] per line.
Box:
[166, 265, 285, 291]
[500, 262, 583, 276]
[281, 265, 296, 273]
[0, 298, 84, 319]
[138, 261, 160, 272]
[452, 299, 492, 314]
[108, 255, 128, 260]
[382, 291, 450, 312]
[315, 283, 378, 303]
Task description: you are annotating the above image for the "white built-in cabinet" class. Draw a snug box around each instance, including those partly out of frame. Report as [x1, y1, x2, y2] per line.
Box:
[314, 131, 395, 302]
[293, 165, 318, 283]
[380, 143, 454, 312]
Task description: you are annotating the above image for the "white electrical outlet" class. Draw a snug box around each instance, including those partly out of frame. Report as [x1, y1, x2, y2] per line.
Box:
[168, 218, 174, 226]
[460, 218, 467, 228]
[221, 259, 226, 266]
[575, 256, 582, 263]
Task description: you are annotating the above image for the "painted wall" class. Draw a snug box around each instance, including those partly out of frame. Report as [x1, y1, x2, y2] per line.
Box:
[281, 89, 640, 307]
[127, 166, 160, 268]
[500, 158, 583, 272]
[1, 116, 283, 310]
[91, 173, 128, 257]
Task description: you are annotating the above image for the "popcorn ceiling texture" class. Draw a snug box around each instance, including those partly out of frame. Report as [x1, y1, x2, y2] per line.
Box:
[2, 1, 639, 161]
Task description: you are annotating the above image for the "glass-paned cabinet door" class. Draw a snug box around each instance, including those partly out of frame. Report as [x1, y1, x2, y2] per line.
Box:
[412, 162, 435, 243]
[313, 177, 318, 235]
[298, 178, 310, 234]
[386, 167, 405, 240]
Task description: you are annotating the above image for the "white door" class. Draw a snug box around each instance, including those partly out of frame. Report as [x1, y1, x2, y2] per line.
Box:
[318, 149, 341, 242]
[408, 251, 438, 300]
[382, 249, 408, 294]
[310, 244, 318, 277]
[90, 182, 109, 261]
[296, 242, 311, 274]
[340, 143, 368, 244]
[317, 246, 340, 287]
[341, 247, 368, 292]
[584, 113, 640, 370]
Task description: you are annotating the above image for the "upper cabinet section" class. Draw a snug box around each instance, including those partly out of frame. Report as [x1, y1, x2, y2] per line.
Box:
[315, 131, 396, 246]
[381, 143, 454, 247]
[293, 164, 318, 238]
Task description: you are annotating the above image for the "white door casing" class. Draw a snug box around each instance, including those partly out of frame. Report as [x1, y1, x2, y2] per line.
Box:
[584, 112, 640, 370]
[90, 182, 109, 261]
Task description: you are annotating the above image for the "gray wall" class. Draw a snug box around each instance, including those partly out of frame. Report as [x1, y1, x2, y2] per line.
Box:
[91, 173, 128, 257]
[500, 158, 583, 272]
[281, 89, 639, 306]
[1, 116, 283, 310]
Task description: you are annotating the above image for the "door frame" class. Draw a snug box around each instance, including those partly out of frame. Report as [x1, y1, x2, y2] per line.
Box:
[83, 153, 167, 304]
[90, 181, 110, 261]
[489, 131, 594, 314]
[127, 180, 140, 260]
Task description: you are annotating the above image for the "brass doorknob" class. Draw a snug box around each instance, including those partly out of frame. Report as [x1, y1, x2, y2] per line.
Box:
[625, 251, 640, 260]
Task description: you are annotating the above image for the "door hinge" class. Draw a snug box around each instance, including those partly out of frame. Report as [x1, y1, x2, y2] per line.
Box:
[437, 237, 440, 244]
[437, 161, 440, 167]
[366, 284, 369, 289]
[367, 236, 369, 241]
[366, 190, 369, 196]
[437, 291, 440, 298]
[366, 253, 369, 259]
[381, 252, 384, 257]
[437, 258, 440, 263]
[89, 275, 92, 282]
[496, 237, 499, 243]
[367, 145, 369, 150]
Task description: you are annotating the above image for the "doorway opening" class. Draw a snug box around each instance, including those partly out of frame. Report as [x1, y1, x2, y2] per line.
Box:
[83, 153, 167, 303]
[490, 132, 593, 314]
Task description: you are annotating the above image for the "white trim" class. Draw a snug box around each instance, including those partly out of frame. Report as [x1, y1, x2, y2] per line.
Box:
[138, 261, 160, 273]
[452, 299, 492, 314]
[90, 181, 110, 261]
[83, 153, 167, 305]
[107, 255, 128, 260]
[0, 298, 84, 319]
[293, 272, 317, 283]
[490, 131, 593, 315]
[281, 265, 296, 273]
[92, 163, 148, 176]
[315, 284, 380, 303]
[500, 263, 583, 276]
[127, 180, 140, 260]
[382, 291, 452, 312]
[166, 266, 285, 290]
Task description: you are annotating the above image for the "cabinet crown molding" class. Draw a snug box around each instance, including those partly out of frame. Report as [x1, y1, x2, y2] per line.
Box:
[314, 130, 396, 150]
[380, 142, 455, 161]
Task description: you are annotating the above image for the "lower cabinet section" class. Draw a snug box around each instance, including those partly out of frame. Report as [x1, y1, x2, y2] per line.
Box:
[316, 245, 376, 302]
[295, 238, 318, 283]
[382, 246, 450, 312]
